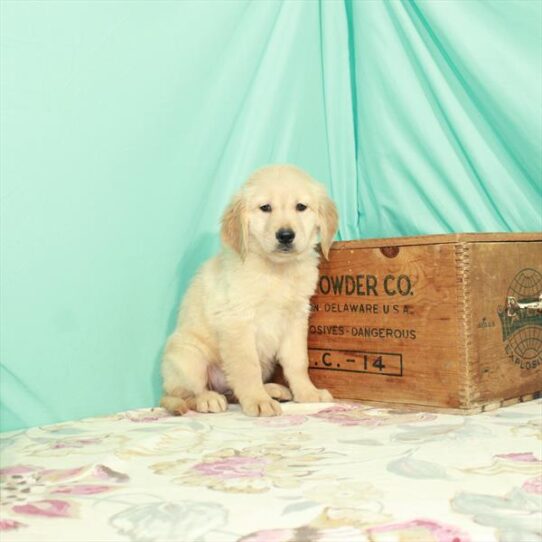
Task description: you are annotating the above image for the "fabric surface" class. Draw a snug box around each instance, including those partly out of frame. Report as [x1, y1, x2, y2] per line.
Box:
[1, 399, 541, 542]
[1, 0, 541, 431]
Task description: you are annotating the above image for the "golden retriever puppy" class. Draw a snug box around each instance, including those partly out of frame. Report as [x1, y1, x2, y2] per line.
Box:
[160, 164, 337, 417]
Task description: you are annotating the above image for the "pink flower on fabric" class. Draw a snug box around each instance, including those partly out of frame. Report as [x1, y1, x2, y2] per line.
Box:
[496, 452, 539, 462]
[40, 467, 86, 482]
[0, 519, 26, 531]
[312, 404, 435, 427]
[22, 434, 127, 457]
[311, 404, 370, 426]
[12, 499, 75, 518]
[240, 526, 366, 541]
[240, 528, 295, 542]
[0, 465, 35, 476]
[51, 484, 113, 495]
[522, 475, 542, 494]
[153, 444, 332, 493]
[50, 438, 102, 450]
[116, 409, 171, 423]
[1, 463, 129, 523]
[194, 456, 268, 479]
[463, 452, 541, 475]
[256, 416, 307, 428]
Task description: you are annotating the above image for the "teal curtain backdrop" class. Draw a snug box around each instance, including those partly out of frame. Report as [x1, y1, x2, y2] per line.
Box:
[1, 0, 541, 431]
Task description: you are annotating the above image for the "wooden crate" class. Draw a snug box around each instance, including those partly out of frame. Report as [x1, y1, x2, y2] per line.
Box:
[307, 233, 542, 413]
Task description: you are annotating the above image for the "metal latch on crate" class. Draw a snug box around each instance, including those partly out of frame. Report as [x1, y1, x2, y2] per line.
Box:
[506, 294, 542, 317]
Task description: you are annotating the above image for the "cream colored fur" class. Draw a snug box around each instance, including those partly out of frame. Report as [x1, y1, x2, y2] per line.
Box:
[160, 164, 338, 417]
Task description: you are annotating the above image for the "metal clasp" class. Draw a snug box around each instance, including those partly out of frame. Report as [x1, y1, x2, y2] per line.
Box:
[506, 293, 542, 317]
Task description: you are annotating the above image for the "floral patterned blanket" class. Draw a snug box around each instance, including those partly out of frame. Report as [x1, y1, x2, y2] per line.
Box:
[1, 400, 541, 542]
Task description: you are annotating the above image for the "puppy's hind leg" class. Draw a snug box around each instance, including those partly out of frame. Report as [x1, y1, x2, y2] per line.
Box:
[160, 394, 189, 416]
[264, 383, 293, 402]
[161, 334, 228, 415]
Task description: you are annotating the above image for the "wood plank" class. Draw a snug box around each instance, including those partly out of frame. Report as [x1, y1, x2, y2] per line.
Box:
[308, 243, 463, 408]
[469, 241, 542, 403]
[330, 232, 542, 251]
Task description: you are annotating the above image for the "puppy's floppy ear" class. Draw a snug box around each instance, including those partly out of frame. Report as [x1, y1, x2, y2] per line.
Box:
[221, 191, 248, 258]
[317, 189, 338, 260]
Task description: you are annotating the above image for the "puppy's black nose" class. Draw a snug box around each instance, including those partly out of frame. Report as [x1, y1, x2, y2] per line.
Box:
[276, 228, 295, 245]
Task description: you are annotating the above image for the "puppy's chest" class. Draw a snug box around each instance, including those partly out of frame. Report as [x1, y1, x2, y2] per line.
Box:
[253, 285, 311, 359]
[254, 278, 311, 320]
[238, 263, 318, 358]
[251, 267, 317, 309]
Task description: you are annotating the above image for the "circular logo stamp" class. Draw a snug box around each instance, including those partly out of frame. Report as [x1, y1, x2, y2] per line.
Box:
[498, 268, 542, 370]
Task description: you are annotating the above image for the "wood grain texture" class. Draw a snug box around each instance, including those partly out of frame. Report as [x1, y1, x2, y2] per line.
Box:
[303, 235, 542, 412]
[468, 241, 542, 405]
[330, 232, 541, 250]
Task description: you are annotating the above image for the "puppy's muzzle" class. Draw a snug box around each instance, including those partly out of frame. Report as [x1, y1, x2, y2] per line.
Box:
[276, 228, 295, 247]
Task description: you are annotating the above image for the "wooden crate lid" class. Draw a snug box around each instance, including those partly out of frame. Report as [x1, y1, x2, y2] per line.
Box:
[330, 232, 542, 251]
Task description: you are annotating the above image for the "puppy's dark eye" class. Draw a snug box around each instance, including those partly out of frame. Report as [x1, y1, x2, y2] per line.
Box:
[259, 204, 272, 212]
[296, 203, 307, 212]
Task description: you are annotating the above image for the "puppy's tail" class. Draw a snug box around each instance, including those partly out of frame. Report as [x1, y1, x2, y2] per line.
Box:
[160, 394, 191, 415]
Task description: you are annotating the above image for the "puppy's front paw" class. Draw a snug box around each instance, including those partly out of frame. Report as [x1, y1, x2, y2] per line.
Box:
[241, 396, 282, 417]
[194, 391, 228, 413]
[294, 387, 333, 403]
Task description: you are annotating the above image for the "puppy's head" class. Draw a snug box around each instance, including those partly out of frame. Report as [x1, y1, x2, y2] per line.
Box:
[221, 165, 338, 262]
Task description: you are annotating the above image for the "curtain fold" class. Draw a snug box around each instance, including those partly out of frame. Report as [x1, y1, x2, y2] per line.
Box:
[339, 0, 542, 238]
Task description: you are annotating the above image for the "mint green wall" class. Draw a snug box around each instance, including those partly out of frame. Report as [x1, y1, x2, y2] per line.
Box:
[1, 1, 541, 431]
[348, 0, 542, 238]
